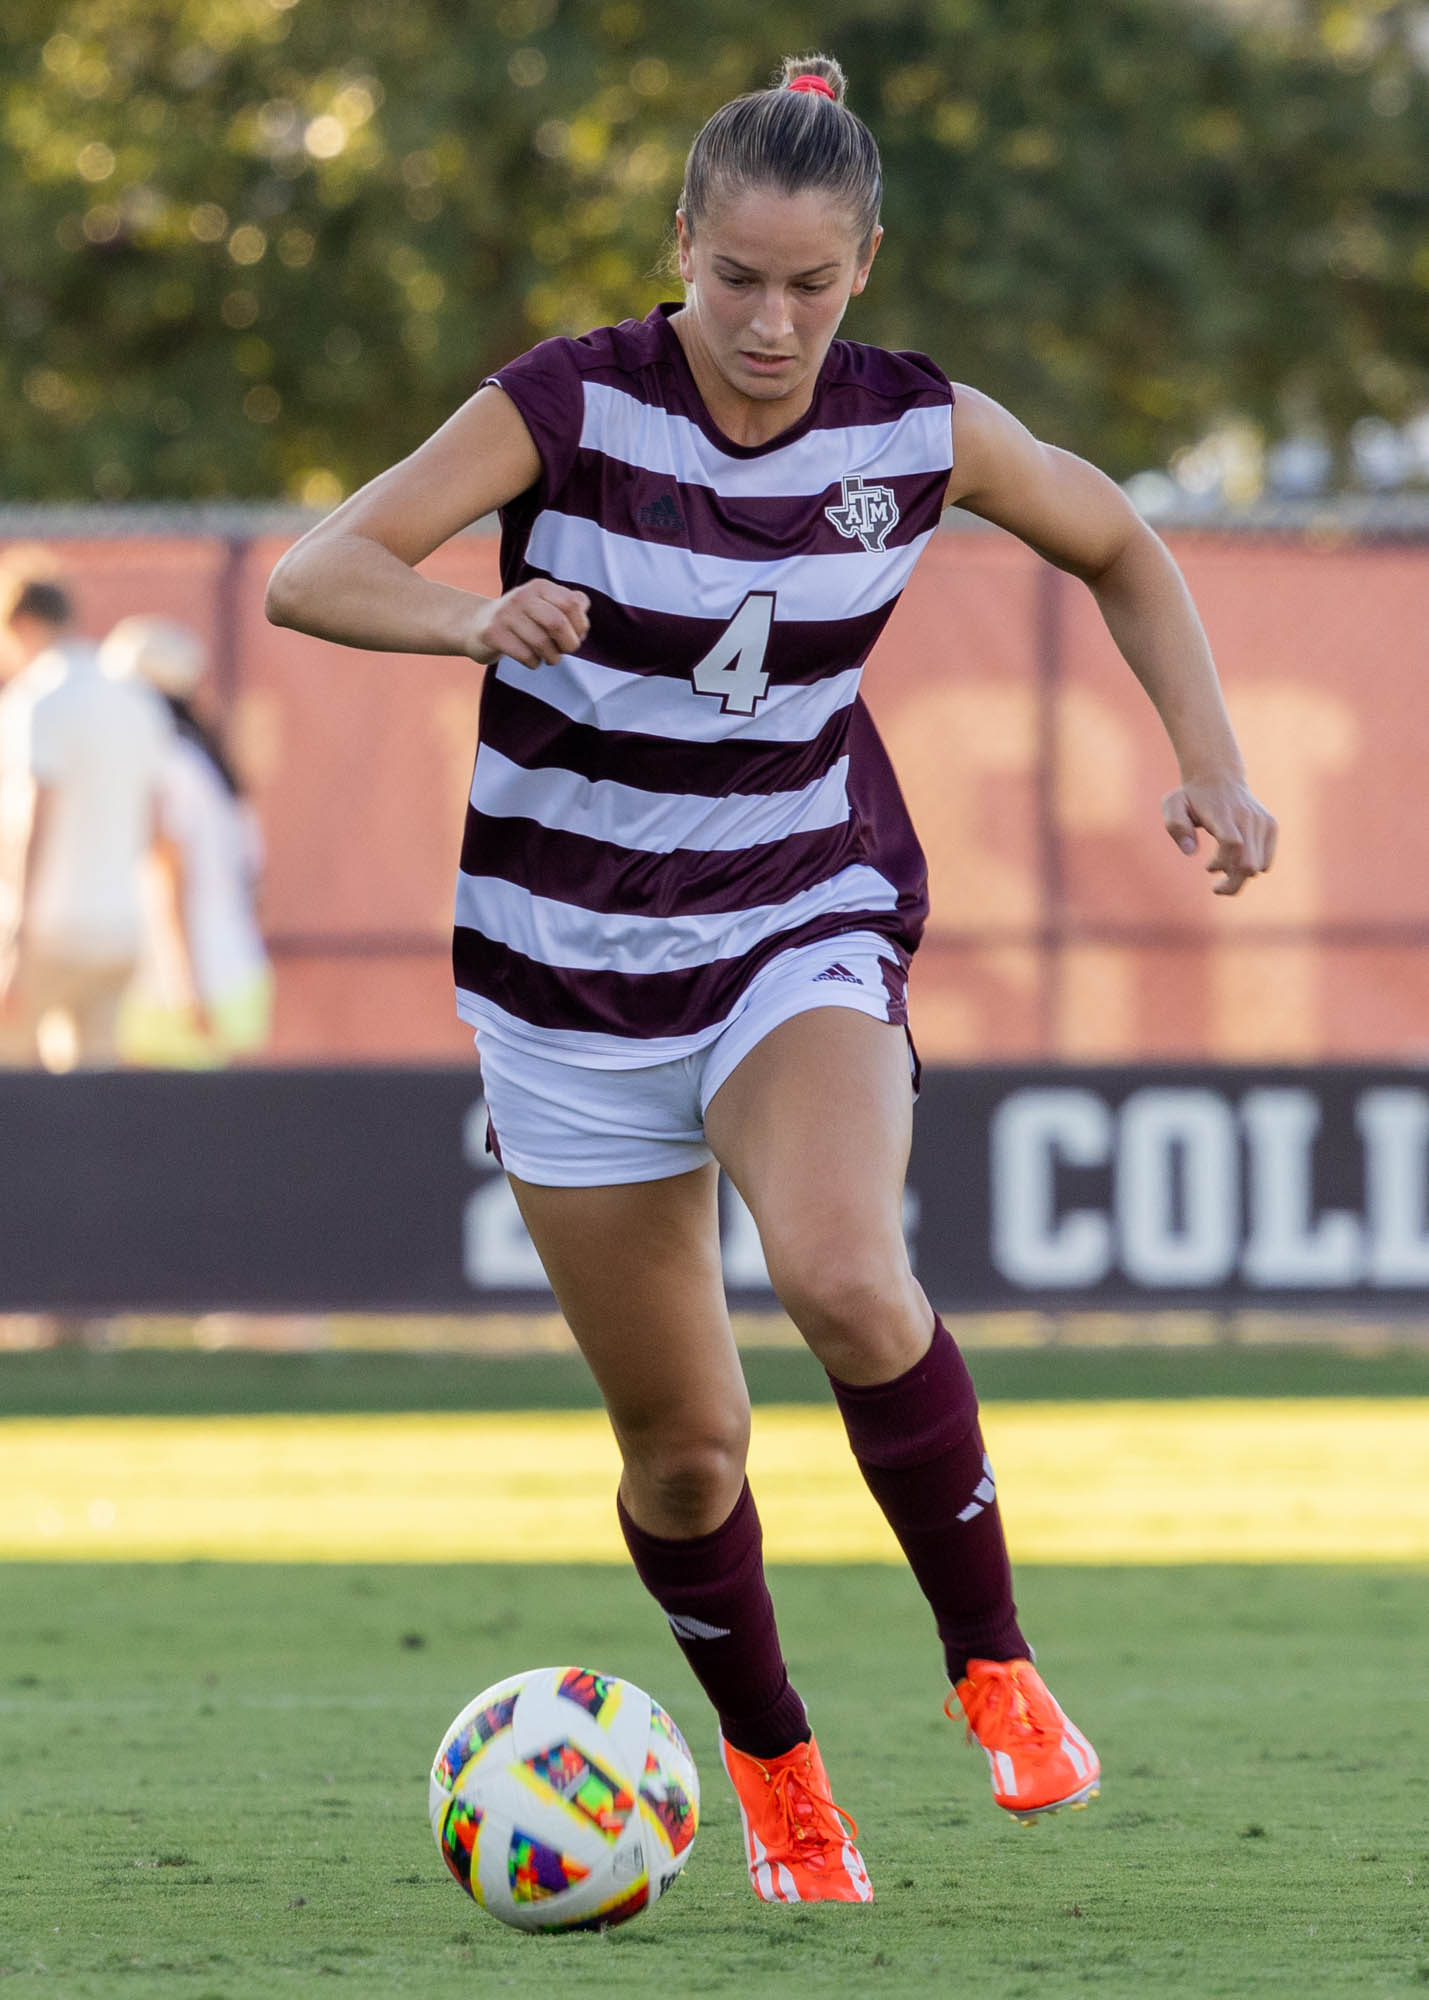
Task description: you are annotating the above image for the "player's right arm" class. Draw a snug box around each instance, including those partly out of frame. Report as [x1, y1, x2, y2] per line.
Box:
[264, 385, 590, 667]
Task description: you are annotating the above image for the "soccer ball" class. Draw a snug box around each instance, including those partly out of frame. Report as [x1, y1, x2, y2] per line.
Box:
[428, 1665, 700, 1932]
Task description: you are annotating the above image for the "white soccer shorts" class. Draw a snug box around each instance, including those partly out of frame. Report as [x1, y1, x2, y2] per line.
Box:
[475, 931, 914, 1186]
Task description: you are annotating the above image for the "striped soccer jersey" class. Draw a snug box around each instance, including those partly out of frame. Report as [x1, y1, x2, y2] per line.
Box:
[454, 302, 954, 1063]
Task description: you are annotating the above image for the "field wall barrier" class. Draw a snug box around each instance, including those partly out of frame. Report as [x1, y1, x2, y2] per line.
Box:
[2, 1065, 1427, 1314]
[0, 508, 1426, 1066]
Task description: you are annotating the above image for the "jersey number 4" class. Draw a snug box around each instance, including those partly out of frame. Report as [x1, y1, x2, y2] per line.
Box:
[689, 591, 776, 715]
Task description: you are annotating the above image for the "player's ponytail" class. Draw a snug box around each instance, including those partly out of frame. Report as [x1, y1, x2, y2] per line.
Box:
[679, 53, 882, 253]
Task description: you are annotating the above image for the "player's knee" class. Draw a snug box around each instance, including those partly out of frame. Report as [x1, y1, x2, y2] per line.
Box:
[767, 1241, 924, 1379]
[766, 1234, 897, 1334]
[617, 1413, 751, 1535]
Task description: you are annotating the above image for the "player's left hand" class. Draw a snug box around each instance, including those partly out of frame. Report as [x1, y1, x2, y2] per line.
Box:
[1162, 777, 1277, 896]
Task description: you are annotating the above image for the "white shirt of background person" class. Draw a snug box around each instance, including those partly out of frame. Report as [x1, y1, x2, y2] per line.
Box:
[150, 730, 269, 1007]
[9, 634, 173, 965]
[98, 616, 271, 1025]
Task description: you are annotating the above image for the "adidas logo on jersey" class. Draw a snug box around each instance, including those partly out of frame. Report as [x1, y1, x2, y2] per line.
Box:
[813, 962, 863, 985]
[825, 474, 899, 552]
[636, 491, 685, 536]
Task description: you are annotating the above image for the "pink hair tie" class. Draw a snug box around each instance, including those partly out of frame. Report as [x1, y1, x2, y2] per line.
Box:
[788, 74, 836, 100]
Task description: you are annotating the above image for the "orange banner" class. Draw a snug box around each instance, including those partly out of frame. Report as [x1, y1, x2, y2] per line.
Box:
[5, 524, 1425, 1064]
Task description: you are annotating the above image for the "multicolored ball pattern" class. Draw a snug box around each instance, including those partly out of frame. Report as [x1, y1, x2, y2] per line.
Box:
[428, 1666, 700, 1932]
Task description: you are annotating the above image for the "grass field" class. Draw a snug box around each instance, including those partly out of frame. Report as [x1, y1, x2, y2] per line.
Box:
[4, 1401, 1428, 1562]
[6, 1338, 1429, 1416]
[1, 1562, 1425, 1999]
[0, 1343, 1425, 1997]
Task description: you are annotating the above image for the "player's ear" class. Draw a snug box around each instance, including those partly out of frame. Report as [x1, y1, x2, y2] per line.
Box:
[849, 223, 883, 298]
[675, 210, 695, 283]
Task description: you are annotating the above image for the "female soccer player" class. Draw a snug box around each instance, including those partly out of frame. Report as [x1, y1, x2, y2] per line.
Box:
[267, 54, 1275, 1904]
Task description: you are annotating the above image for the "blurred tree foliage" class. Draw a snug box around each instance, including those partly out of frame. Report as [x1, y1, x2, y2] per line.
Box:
[2, 0, 1426, 501]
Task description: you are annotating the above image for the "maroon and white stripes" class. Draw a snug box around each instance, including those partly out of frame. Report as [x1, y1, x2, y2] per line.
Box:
[454, 304, 951, 1057]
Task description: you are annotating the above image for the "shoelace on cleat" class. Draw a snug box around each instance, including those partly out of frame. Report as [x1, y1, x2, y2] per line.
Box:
[762, 1757, 859, 1860]
[947, 1664, 1057, 1750]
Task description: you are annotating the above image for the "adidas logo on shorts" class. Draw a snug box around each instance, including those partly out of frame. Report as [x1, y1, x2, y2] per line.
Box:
[813, 962, 862, 985]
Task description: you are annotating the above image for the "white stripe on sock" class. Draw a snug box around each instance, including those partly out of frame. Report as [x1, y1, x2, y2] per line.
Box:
[665, 1612, 732, 1641]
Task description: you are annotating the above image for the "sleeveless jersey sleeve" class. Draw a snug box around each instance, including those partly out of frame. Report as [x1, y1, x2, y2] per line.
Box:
[483, 338, 584, 509]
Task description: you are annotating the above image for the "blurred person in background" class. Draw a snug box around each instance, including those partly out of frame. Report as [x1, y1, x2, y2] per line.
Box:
[99, 616, 273, 1068]
[0, 553, 173, 1070]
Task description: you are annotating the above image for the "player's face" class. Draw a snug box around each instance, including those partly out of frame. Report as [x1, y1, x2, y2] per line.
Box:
[674, 188, 881, 431]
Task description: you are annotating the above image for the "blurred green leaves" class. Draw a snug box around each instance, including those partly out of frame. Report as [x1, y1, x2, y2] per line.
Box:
[1, 0, 1425, 500]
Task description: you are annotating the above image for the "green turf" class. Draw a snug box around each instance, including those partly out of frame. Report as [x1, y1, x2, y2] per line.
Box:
[5, 1338, 1429, 1417]
[0, 1563, 1423, 1998]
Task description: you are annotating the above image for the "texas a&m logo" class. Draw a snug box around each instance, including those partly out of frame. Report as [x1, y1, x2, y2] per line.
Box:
[825, 475, 900, 552]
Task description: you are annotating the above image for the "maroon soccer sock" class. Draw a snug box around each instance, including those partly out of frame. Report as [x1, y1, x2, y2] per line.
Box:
[617, 1479, 811, 1759]
[828, 1316, 1029, 1684]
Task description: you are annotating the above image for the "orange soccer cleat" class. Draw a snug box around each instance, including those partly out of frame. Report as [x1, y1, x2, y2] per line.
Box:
[950, 1658, 1101, 1824]
[719, 1734, 874, 1903]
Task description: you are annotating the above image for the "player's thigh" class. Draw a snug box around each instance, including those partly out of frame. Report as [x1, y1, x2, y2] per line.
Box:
[508, 1163, 750, 1458]
[704, 1007, 914, 1252]
[703, 1008, 928, 1372]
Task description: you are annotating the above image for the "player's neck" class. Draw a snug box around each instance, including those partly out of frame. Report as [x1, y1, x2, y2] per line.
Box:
[667, 309, 817, 449]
